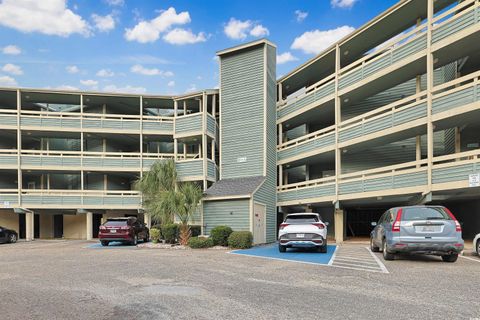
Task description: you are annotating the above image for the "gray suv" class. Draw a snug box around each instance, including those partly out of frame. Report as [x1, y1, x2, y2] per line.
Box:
[370, 205, 464, 262]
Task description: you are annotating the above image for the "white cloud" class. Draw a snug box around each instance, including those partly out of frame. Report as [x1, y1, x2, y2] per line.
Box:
[2, 45, 21, 55]
[103, 84, 147, 94]
[92, 13, 115, 32]
[186, 84, 197, 93]
[96, 69, 115, 77]
[66, 65, 80, 74]
[331, 0, 358, 9]
[291, 26, 355, 54]
[163, 28, 206, 45]
[54, 84, 79, 91]
[250, 24, 269, 37]
[2, 63, 23, 75]
[224, 18, 269, 40]
[167, 80, 175, 87]
[0, 75, 17, 87]
[80, 79, 98, 86]
[276, 52, 298, 65]
[224, 18, 251, 40]
[105, 0, 124, 6]
[0, 0, 91, 37]
[130, 64, 174, 77]
[295, 10, 308, 22]
[124, 7, 190, 43]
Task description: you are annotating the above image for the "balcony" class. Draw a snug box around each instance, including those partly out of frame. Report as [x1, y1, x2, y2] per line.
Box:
[432, 150, 480, 190]
[277, 126, 335, 165]
[338, 24, 427, 95]
[0, 149, 18, 168]
[82, 113, 140, 133]
[142, 115, 174, 134]
[0, 189, 19, 207]
[207, 114, 217, 138]
[277, 75, 335, 122]
[20, 190, 141, 209]
[0, 109, 18, 129]
[20, 111, 81, 131]
[338, 160, 428, 199]
[175, 113, 202, 138]
[277, 177, 336, 206]
[207, 159, 217, 180]
[176, 159, 204, 180]
[338, 92, 428, 147]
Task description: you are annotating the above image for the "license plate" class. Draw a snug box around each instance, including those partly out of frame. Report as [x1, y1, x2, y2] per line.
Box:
[416, 226, 440, 233]
[110, 229, 117, 233]
[296, 233, 305, 238]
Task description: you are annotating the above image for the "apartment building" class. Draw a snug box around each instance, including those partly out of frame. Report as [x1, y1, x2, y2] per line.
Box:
[0, 0, 479, 243]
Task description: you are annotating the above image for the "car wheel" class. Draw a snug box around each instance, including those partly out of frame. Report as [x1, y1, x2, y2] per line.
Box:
[8, 233, 17, 243]
[143, 233, 149, 243]
[132, 235, 138, 246]
[442, 254, 458, 263]
[318, 245, 327, 253]
[278, 244, 286, 252]
[382, 240, 394, 261]
[370, 237, 380, 252]
[476, 240, 480, 257]
[100, 241, 109, 247]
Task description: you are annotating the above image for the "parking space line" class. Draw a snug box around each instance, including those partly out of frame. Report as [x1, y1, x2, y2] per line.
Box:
[333, 258, 380, 266]
[366, 247, 389, 274]
[327, 245, 338, 265]
[332, 261, 383, 270]
[459, 255, 480, 263]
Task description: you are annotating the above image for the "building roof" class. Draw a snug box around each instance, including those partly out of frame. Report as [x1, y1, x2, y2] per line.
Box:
[216, 38, 276, 56]
[204, 176, 265, 199]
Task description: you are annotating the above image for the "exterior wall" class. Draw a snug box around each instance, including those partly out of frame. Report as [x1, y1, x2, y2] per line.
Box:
[63, 214, 86, 239]
[0, 210, 19, 233]
[220, 45, 265, 179]
[203, 199, 250, 235]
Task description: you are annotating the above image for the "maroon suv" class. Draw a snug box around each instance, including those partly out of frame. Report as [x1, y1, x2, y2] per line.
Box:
[98, 217, 149, 246]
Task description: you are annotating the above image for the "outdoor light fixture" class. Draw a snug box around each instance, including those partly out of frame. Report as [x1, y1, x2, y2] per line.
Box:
[344, 98, 349, 103]
[344, 50, 349, 55]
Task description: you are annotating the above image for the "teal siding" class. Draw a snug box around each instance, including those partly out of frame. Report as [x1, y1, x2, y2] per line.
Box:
[83, 119, 140, 131]
[207, 114, 216, 137]
[220, 45, 265, 178]
[432, 8, 479, 44]
[203, 199, 250, 234]
[278, 132, 335, 162]
[277, 184, 336, 203]
[175, 113, 202, 135]
[143, 120, 173, 132]
[432, 85, 479, 115]
[21, 116, 81, 129]
[432, 162, 480, 184]
[21, 156, 81, 167]
[0, 114, 17, 127]
[176, 160, 203, 178]
[253, 44, 277, 243]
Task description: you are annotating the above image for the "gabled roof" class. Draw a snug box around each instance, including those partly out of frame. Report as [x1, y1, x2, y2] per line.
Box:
[204, 176, 266, 199]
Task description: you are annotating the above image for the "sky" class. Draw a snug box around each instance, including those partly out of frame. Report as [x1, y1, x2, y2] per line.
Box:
[0, 0, 398, 95]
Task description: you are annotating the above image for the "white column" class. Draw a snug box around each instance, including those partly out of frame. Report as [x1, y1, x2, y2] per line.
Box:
[426, 0, 434, 190]
[86, 211, 93, 240]
[334, 209, 344, 243]
[25, 211, 34, 241]
[144, 213, 151, 229]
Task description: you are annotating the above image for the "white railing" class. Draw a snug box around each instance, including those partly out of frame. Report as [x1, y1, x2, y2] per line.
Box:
[277, 125, 336, 151]
[277, 176, 336, 192]
[278, 74, 335, 110]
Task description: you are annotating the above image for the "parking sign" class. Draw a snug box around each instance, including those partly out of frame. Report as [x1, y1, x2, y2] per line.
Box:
[469, 173, 480, 187]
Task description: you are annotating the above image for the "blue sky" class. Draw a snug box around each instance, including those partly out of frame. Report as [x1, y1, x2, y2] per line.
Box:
[0, 0, 398, 95]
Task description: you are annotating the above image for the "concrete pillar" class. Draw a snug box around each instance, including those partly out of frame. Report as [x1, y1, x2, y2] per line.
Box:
[25, 211, 34, 241]
[334, 209, 344, 243]
[305, 205, 312, 213]
[86, 212, 93, 240]
[144, 213, 151, 229]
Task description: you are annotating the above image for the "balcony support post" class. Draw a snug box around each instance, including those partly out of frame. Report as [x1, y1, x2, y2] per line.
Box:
[426, 0, 434, 191]
[16, 89, 22, 206]
[86, 211, 93, 241]
[25, 210, 35, 241]
[334, 44, 341, 201]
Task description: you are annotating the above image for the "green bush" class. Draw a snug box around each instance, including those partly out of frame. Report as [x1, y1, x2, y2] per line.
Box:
[191, 225, 202, 237]
[228, 231, 253, 249]
[210, 225, 233, 246]
[161, 223, 178, 243]
[188, 236, 214, 249]
[150, 228, 161, 244]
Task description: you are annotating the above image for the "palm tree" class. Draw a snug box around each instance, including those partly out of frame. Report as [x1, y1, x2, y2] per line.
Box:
[135, 159, 203, 245]
[134, 160, 178, 225]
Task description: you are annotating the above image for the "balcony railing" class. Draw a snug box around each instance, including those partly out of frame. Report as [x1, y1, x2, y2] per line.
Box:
[207, 114, 218, 138]
[142, 115, 174, 133]
[0, 109, 18, 128]
[20, 110, 81, 130]
[338, 91, 428, 145]
[432, 0, 480, 45]
[277, 176, 336, 204]
[207, 159, 217, 180]
[0, 149, 18, 167]
[277, 125, 336, 164]
[176, 159, 204, 180]
[175, 113, 203, 136]
[432, 149, 480, 187]
[277, 74, 335, 121]
[338, 23, 428, 92]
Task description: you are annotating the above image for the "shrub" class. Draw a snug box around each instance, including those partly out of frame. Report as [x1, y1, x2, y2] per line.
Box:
[150, 228, 161, 244]
[191, 225, 202, 237]
[188, 236, 214, 249]
[161, 223, 178, 243]
[210, 225, 233, 246]
[228, 231, 253, 249]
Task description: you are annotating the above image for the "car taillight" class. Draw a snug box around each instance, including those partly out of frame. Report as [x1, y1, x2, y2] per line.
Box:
[279, 223, 289, 230]
[312, 223, 325, 229]
[99, 226, 106, 231]
[392, 208, 403, 232]
[445, 208, 462, 232]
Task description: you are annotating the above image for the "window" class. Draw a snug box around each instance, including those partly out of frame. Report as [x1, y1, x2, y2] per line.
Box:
[402, 207, 450, 221]
[104, 220, 128, 227]
[285, 214, 319, 223]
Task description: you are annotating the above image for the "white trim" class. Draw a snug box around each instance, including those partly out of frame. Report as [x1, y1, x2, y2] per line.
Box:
[216, 38, 276, 56]
[365, 247, 389, 273]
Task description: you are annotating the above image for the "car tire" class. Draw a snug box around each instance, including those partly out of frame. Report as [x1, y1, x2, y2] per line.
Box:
[476, 240, 480, 257]
[100, 241, 109, 247]
[370, 238, 380, 252]
[143, 233, 149, 243]
[441, 254, 458, 263]
[278, 244, 286, 252]
[318, 245, 327, 253]
[132, 235, 138, 246]
[382, 240, 394, 261]
[8, 233, 17, 243]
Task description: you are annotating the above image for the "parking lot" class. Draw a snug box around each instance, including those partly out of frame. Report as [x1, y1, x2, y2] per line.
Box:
[1, 240, 479, 320]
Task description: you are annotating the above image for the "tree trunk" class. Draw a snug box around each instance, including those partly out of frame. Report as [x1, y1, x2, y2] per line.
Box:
[179, 223, 191, 246]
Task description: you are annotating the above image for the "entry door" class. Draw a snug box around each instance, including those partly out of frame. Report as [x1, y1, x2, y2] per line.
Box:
[53, 215, 63, 238]
[253, 203, 266, 244]
[92, 214, 102, 238]
[34, 214, 40, 239]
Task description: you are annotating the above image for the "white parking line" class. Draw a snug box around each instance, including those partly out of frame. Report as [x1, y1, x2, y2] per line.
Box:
[366, 247, 389, 274]
[327, 245, 338, 265]
[459, 255, 480, 263]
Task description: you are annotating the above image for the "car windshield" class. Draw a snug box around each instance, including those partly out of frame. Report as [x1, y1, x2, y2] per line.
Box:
[402, 207, 451, 221]
[285, 215, 319, 223]
[104, 220, 129, 227]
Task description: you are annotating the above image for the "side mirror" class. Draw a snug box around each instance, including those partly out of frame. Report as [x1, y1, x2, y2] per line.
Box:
[371, 221, 377, 227]
[324, 222, 330, 226]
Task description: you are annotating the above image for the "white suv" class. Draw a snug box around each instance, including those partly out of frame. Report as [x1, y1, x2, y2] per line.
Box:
[474, 233, 480, 256]
[278, 213, 328, 253]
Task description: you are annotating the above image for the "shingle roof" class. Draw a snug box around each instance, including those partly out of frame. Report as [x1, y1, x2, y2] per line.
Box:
[204, 176, 265, 198]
